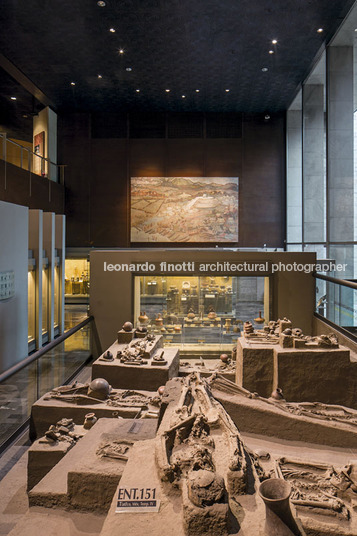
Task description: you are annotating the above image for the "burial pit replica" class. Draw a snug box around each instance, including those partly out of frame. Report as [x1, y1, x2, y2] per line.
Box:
[11, 317, 357, 536]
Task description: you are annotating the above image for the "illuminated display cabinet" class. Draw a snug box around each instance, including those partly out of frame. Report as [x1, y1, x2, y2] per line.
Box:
[28, 251, 36, 350]
[65, 258, 90, 300]
[135, 274, 270, 350]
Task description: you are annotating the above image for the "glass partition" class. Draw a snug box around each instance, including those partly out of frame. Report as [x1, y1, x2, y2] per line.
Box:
[0, 319, 97, 452]
[315, 278, 357, 333]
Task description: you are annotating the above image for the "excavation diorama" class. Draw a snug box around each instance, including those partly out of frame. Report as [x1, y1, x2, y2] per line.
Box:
[19, 313, 357, 536]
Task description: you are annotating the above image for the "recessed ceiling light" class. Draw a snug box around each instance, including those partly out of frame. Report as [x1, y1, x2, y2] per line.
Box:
[225, 89, 230, 92]
[269, 50, 274, 54]
[22, 114, 28, 118]
[165, 89, 170, 93]
[195, 89, 200, 93]
[136, 89, 140, 93]
[264, 114, 271, 120]
[317, 28, 323, 33]
[97, 1, 106, 6]
[70, 82, 76, 86]
[97, 74, 102, 78]
[119, 49, 124, 55]
[262, 67, 268, 72]
[126, 67, 132, 72]
[272, 39, 277, 44]
[109, 28, 116, 33]
[182, 95, 186, 98]
[10, 96, 16, 100]
[355, 28, 357, 32]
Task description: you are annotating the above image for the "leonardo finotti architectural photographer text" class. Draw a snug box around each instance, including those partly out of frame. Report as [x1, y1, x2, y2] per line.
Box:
[103, 261, 347, 274]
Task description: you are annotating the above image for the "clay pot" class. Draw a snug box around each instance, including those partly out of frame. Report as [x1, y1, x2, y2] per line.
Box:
[157, 385, 165, 396]
[83, 412, 97, 430]
[224, 318, 232, 331]
[254, 311, 265, 324]
[187, 308, 196, 320]
[174, 325, 181, 332]
[122, 321, 133, 332]
[155, 313, 163, 327]
[102, 350, 113, 361]
[220, 353, 229, 363]
[138, 311, 149, 324]
[259, 479, 302, 536]
[207, 309, 217, 320]
[135, 326, 147, 334]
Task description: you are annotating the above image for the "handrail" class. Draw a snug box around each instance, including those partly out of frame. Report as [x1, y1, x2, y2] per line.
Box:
[0, 316, 93, 384]
[0, 132, 67, 184]
[0, 133, 60, 169]
[313, 273, 357, 291]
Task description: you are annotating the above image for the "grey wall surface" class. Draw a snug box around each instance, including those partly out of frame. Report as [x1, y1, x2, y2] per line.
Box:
[0, 200, 29, 373]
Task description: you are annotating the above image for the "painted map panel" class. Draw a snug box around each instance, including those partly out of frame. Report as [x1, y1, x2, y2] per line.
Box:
[130, 177, 238, 242]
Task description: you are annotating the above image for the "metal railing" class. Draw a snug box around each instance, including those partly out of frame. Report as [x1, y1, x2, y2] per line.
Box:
[314, 273, 357, 337]
[0, 316, 99, 453]
[0, 132, 66, 184]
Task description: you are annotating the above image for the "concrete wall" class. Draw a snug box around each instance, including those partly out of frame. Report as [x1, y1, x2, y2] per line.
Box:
[90, 250, 316, 351]
[0, 200, 28, 373]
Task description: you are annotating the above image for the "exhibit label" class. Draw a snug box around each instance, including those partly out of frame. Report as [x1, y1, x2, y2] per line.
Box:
[116, 486, 160, 513]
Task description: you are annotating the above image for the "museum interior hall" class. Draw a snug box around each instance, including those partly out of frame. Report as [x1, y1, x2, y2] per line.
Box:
[2, 1, 357, 535]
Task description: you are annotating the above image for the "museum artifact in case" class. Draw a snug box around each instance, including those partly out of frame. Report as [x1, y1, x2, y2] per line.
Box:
[65, 258, 90, 300]
[134, 274, 270, 351]
[28, 251, 36, 350]
[42, 251, 49, 343]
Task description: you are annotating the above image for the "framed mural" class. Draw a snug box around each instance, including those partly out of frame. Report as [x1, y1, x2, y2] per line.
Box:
[130, 177, 239, 242]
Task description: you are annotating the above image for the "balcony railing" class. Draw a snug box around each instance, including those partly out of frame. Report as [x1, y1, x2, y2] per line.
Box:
[314, 273, 357, 338]
[0, 316, 99, 453]
[0, 132, 66, 184]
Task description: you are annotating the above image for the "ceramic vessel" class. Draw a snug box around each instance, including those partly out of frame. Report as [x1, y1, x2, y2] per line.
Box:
[224, 318, 232, 331]
[259, 479, 303, 536]
[155, 313, 163, 327]
[254, 310, 265, 324]
[83, 412, 97, 430]
[138, 311, 149, 324]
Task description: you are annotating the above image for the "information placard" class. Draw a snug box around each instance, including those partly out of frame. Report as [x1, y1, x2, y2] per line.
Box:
[116, 486, 160, 513]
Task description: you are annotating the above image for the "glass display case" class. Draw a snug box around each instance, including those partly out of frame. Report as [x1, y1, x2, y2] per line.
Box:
[28, 252, 36, 349]
[134, 275, 270, 351]
[65, 258, 90, 301]
[42, 253, 49, 342]
[54, 250, 60, 333]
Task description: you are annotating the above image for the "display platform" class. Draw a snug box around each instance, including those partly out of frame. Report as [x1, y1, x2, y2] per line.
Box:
[209, 374, 357, 448]
[29, 418, 157, 512]
[30, 386, 160, 439]
[28, 422, 86, 491]
[237, 320, 357, 408]
[92, 335, 180, 390]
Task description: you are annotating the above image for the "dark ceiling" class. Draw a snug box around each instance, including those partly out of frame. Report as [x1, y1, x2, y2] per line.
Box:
[0, 0, 355, 137]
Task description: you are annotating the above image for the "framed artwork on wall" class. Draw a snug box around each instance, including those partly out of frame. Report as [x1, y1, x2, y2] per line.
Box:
[33, 131, 45, 176]
[130, 176, 239, 243]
